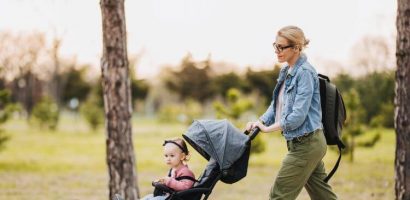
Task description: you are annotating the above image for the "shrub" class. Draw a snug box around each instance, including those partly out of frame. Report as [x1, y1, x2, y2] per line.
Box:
[213, 88, 265, 154]
[0, 89, 17, 150]
[80, 94, 104, 131]
[31, 96, 59, 130]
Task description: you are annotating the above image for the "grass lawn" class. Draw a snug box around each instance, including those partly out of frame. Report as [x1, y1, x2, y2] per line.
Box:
[0, 115, 395, 200]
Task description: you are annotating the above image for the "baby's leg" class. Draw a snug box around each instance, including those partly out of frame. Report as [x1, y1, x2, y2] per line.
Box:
[141, 194, 168, 200]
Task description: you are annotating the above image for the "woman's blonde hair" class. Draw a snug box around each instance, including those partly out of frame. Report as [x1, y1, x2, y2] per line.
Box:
[277, 26, 310, 51]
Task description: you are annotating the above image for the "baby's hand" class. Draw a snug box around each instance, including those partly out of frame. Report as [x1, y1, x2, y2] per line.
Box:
[155, 177, 167, 184]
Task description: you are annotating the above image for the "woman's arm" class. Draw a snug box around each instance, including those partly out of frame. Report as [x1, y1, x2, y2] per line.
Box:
[259, 100, 275, 126]
[255, 121, 282, 133]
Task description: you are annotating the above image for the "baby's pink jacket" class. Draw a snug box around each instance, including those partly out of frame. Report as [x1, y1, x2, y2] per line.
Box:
[165, 165, 195, 191]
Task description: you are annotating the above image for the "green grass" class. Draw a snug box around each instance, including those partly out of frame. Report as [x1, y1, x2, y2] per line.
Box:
[0, 115, 395, 200]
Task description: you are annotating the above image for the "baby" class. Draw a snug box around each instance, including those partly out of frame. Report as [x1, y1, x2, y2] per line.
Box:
[141, 138, 195, 200]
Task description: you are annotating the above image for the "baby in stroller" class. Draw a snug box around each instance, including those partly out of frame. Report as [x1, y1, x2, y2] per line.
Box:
[141, 138, 196, 200]
[150, 119, 259, 200]
[116, 119, 259, 200]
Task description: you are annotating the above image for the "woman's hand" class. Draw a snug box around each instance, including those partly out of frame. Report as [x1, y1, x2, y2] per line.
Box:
[246, 120, 281, 133]
[246, 121, 268, 132]
[254, 121, 268, 132]
[246, 121, 258, 132]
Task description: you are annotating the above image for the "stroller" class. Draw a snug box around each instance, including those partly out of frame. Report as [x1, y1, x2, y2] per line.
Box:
[152, 119, 260, 200]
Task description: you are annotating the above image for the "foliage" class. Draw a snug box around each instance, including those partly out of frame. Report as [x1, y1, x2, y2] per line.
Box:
[213, 88, 265, 154]
[341, 89, 380, 162]
[212, 72, 250, 97]
[30, 96, 59, 130]
[355, 71, 395, 126]
[333, 70, 395, 128]
[333, 73, 356, 94]
[0, 89, 19, 151]
[80, 93, 104, 131]
[157, 104, 182, 123]
[245, 65, 281, 106]
[131, 79, 149, 101]
[157, 99, 203, 125]
[128, 56, 150, 102]
[247, 135, 266, 155]
[61, 67, 92, 107]
[165, 54, 214, 102]
[0, 90, 16, 123]
[213, 89, 253, 120]
[181, 99, 203, 125]
[370, 103, 394, 128]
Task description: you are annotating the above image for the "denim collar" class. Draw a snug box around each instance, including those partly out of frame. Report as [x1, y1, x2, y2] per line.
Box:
[285, 53, 307, 77]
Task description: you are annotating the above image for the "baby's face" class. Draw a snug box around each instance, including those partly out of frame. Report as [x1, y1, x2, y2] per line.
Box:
[163, 143, 186, 168]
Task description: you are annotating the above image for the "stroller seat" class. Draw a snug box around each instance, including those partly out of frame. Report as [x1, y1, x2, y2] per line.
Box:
[194, 158, 220, 188]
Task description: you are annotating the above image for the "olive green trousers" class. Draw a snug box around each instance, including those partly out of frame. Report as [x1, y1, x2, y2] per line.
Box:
[270, 129, 338, 200]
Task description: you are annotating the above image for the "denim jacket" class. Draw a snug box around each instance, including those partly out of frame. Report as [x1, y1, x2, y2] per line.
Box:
[260, 54, 322, 141]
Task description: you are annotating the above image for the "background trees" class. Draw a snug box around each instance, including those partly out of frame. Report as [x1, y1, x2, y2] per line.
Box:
[165, 54, 215, 103]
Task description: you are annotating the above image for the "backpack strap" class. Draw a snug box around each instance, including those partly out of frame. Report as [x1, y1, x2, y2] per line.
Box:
[324, 140, 345, 183]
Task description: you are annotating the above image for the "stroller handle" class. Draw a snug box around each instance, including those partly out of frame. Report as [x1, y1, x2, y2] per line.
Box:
[244, 127, 260, 141]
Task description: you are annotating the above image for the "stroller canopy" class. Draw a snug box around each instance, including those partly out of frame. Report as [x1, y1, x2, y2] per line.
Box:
[183, 119, 249, 170]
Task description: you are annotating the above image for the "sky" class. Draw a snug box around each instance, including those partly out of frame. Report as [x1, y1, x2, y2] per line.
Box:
[0, 0, 397, 78]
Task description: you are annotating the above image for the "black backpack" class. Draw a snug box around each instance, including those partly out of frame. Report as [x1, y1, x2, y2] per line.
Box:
[318, 74, 346, 183]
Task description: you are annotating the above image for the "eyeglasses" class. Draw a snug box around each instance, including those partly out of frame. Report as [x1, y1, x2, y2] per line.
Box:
[273, 43, 294, 52]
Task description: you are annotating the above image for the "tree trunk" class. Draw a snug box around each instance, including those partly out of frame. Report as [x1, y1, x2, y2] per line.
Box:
[49, 38, 63, 110]
[100, 0, 139, 199]
[395, 0, 410, 199]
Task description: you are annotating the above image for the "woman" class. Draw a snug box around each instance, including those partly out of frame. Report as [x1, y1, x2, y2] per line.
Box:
[246, 26, 337, 200]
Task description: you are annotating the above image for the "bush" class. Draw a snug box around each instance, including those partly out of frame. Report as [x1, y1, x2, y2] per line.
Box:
[370, 103, 394, 128]
[214, 88, 265, 154]
[31, 96, 59, 130]
[249, 134, 266, 154]
[213, 88, 253, 120]
[0, 89, 17, 150]
[181, 99, 203, 125]
[158, 104, 182, 123]
[157, 100, 203, 124]
[80, 94, 104, 131]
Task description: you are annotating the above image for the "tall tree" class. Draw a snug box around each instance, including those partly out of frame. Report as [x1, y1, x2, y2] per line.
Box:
[395, 0, 410, 199]
[165, 54, 214, 102]
[100, 0, 139, 199]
